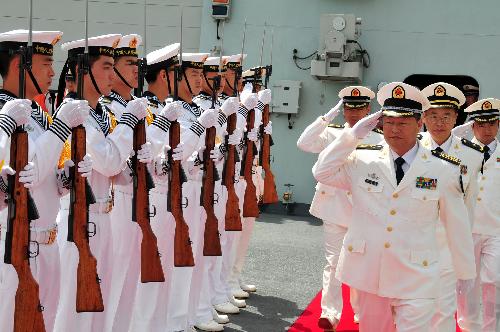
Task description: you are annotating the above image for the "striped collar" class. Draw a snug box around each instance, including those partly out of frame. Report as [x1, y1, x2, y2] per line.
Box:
[90, 103, 112, 136]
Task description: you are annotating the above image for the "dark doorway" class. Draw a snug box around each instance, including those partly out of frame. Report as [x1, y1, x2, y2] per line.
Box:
[404, 74, 479, 126]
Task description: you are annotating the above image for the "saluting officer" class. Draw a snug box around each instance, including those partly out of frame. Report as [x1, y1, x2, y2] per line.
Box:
[297, 85, 383, 330]
[457, 98, 500, 332]
[313, 82, 476, 332]
[420, 82, 483, 332]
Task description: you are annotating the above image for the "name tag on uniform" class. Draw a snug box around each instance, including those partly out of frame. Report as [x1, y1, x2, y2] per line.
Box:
[415, 177, 437, 190]
[365, 173, 380, 186]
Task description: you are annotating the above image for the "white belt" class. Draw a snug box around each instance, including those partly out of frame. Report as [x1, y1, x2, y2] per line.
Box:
[0, 224, 58, 246]
[89, 198, 113, 214]
[31, 224, 58, 246]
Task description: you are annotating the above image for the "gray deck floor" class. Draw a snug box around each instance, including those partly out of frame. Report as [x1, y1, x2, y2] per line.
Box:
[221, 213, 324, 332]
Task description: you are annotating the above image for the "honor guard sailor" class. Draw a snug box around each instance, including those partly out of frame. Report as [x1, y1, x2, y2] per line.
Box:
[297, 85, 383, 330]
[0, 29, 92, 332]
[313, 82, 476, 332]
[457, 98, 500, 332]
[96, 33, 160, 332]
[54, 34, 149, 332]
[192, 55, 242, 330]
[128, 42, 187, 332]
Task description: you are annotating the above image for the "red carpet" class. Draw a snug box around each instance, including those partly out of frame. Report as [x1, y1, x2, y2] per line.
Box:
[289, 285, 462, 331]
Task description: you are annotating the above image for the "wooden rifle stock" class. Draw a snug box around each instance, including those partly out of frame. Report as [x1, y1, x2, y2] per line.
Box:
[68, 125, 104, 312]
[260, 104, 278, 203]
[5, 129, 46, 332]
[202, 127, 222, 256]
[242, 109, 260, 217]
[223, 113, 242, 231]
[168, 121, 195, 266]
[132, 119, 165, 282]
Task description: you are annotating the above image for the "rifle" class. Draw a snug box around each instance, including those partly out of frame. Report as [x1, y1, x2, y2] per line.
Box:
[202, 42, 224, 255]
[242, 105, 259, 217]
[67, 0, 103, 312]
[3, 2, 45, 330]
[260, 27, 278, 204]
[223, 21, 246, 229]
[169, 8, 195, 266]
[132, 57, 165, 282]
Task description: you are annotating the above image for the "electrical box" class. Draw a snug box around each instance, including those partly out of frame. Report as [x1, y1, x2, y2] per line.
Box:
[311, 14, 365, 82]
[212, 0, 230, 20]
[271, 80, 301, 114]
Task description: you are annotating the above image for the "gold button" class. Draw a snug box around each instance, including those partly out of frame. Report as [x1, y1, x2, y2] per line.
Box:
[392, 193, 399, 199]
[321, 191, 325, 194]
[347, 191, 351, 196]
[367, 187, 372, 192]
[422, 196, 427, 201]
[348, 245, 353, 252]
[387, 226, 393, 232]
[482, 176, 486, 180]
[390, 209, 396, 216]
[480, 187, 484, 191]
[384, 242, 391, 248]
[477, 197, 482, 202]
[423, 260, 428, 267]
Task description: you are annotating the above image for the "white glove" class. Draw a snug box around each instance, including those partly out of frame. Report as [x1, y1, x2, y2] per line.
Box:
[228, 128, 243, 145]
[198, 108, 218, 128]
[323, 100, 343, 122]
[0, 166, 15, 191]
[137, 142, 152, 163]
[247, 128, 258, 142]
[241, 92, 259, 111]
[78, 154, 93, 178]
[0, 99, 32, 127]
[172, 142, 185, 161]
[18, 162, 38, 188]
[56, 99, 90, 128]
[264, 121, 272, 135]
[451, 120, 473, 137]
[124, 98, 148, 120]
[220, 97, 240, 117]
[351, 110, 382, 139]
[457, 279, 474, 295]
[63, 154, 93, 178]
[258, 89, 272, 105]
[210, 148, 223, 162]
[160, 101, 183, 121]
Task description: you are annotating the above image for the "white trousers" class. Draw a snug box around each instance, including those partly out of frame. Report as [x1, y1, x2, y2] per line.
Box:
[53, 210, 113, 332]
[222, 177, 246, 300]
[0, 233, 61, 332]
[105, 188, 142, 332]
[195, 180, 228, 324]
[431, 245, 457, 332]
[357, 289, 435, 332]
[321, 222, 351, 319]
[457, 233, 500, 332]
[129, 188, 176, 332]
[165, 180, 202, 331]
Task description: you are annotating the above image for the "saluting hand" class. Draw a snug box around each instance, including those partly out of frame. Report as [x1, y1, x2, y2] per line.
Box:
[351, 110, 382, 139]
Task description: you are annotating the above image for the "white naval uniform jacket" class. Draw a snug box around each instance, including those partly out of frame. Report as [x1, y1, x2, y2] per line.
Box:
[193, 92, 227, 173]
[80, 103, 136, 204]
[0, 90, 69, 230]
[472, 138, 500, 237]
[313, 130, 476, 299]
[148, 97, 205, 168]
[297, 116, 384, 226]
[420, 132, 483, 257]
